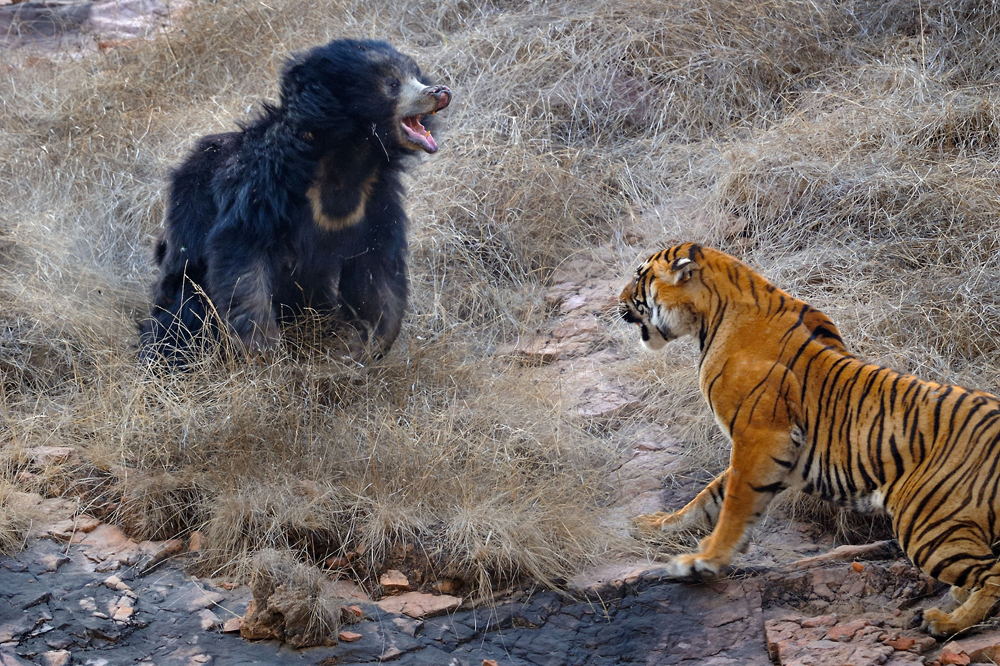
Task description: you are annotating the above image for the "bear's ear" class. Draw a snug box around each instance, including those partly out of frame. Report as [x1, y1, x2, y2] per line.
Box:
[279, 53, 310, 106]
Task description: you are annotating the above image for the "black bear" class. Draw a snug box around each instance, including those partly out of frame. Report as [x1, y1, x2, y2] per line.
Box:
[140, 39, 451, 361]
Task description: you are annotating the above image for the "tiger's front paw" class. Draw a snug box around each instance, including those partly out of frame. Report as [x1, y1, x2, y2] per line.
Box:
[633, 511, 683, 533]
[664, 553, 725, 581]
[918, 606, 961, 638]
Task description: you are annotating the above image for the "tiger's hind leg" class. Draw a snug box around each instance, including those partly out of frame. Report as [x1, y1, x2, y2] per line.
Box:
[634, 470, 729, 534]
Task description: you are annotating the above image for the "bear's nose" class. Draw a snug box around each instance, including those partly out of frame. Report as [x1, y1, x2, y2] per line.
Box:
[423, 85, 452, 112]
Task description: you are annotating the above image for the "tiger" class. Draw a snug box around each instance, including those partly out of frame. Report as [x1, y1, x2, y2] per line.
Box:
[618, 242, 1000, 637]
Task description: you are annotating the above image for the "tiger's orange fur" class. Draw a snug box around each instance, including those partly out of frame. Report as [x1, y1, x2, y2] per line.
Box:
[619, 243, 1000, 636]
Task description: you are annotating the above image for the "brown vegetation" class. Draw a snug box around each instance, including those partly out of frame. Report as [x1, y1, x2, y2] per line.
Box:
[2, 0, 999, 606]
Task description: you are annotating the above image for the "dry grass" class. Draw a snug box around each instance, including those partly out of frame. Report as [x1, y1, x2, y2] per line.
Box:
[2, 0, 1000, 613]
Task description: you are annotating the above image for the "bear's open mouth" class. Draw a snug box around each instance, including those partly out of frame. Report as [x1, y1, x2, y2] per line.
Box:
[401, 115, 437, 153]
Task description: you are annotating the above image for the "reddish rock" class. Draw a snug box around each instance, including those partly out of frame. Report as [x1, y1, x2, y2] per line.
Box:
[189, 531, 205, 552]
[338, 631, 362, 642]
[26, 446, 75, 467]
[827, 619, 869, 641]
[137, 538, 184, 568]
[47, 515, 101, 542]
[77, 523, 140, 563]
[376, 592, 462, 619]
[939, 646, 972, 665]
[222, 617, 241, 633]
[432, 578, 462, 594]
[943, 630, 1000, 663]
[112, 605, 133, 622]
[379, 569, 410, 592]
[885, 636, 916, 651]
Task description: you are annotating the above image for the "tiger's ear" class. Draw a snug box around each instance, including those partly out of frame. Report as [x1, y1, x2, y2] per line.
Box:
[656, 257, 699, 285]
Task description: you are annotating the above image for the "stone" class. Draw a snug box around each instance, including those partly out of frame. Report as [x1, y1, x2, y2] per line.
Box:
[328, 580, 370, 601]
[136, 539, 184, 569]
[35, 553, 69, 573]
[483, 661, 499, 666]
[801, 614, 838, 628]
[0, 615, 36, 643]
[885, 636, 915, 651]
[339, 631, 362, 642]
[376, 592, 462, 619]
[0, 651, 32, 666]
[392, 617, 422, 637]
[112, 606, 133, 622]
[167, 585, 225, 613]
[188, 531, 205, 552]
[94, 558, 121, 573]
[379, 647, 404, 661]
[26, 446, 75, 467]
[380, 570, 410, 592]
[939, 646, 972, 665]
[222, 617, 241, 633]
[826, 619, 869, 641]
[77, 524, 139, 563]
[47, 515, 101, 542]
[38, 650, 71, 666]
[197, 609, 221, 631]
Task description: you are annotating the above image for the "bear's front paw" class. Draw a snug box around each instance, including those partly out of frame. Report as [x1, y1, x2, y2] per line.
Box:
[230, 313, 280, 355]
[664, 553, 724, 581]
[633, 511, 683, 533]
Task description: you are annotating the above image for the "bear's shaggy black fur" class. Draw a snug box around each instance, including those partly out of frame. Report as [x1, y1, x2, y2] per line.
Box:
[140, 39, 451, 361]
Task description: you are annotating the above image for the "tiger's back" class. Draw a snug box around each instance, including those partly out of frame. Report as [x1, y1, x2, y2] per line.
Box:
[619, 242, 1000, 636]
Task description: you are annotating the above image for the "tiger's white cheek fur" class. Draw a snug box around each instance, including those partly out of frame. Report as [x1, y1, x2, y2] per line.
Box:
[642, 304, 697, 350]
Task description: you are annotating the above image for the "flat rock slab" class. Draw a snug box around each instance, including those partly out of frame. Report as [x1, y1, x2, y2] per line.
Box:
[0, 534, 777, 665]
[376, 592, 461, 619]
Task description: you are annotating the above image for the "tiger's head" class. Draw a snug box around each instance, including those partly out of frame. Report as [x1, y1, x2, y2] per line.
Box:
[618, 243, 707, 351]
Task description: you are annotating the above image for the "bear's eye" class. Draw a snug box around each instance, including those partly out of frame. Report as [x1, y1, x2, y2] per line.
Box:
[387, 78, 401, 93]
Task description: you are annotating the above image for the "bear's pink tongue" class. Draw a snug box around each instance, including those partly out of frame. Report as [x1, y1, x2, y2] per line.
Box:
[402, 116, 437, 153]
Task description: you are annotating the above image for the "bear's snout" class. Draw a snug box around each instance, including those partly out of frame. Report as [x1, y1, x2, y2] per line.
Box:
[424, 85, 452, 112]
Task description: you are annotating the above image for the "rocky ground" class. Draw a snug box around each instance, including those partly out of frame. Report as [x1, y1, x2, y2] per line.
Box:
[5, 252, 1000, 665]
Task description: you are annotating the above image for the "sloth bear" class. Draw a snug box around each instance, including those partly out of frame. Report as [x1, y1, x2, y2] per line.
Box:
[140, 39, 451, 361]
